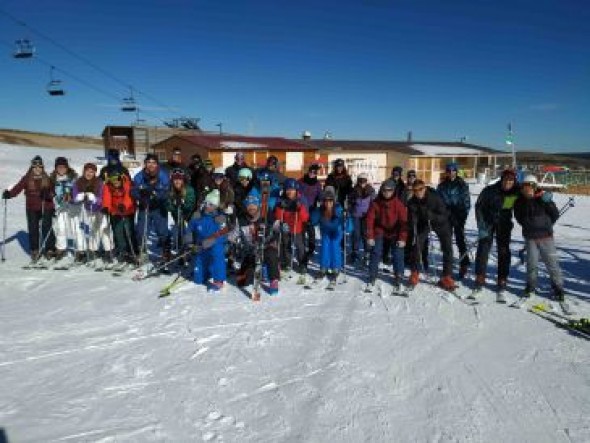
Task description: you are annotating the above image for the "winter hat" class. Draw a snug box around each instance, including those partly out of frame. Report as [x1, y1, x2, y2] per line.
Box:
[243, 192, 261, 208]
[171, 168, 186, 181]
[334, 158, 345, 168]
[322, 186, 336, 201]
[381, 179, 396, 191]
[501, 168, 517, 180]
[238, 168, 253, 180]
[213, 167, 225, 178]
[445, 162, 458, 172]
[54, 156, 69, 168]
[266, 155, 279, 167]
[31, 155, 43, 167]
[83, 162, 97, 172]
[357, 172, 368, 181]
[258, 171, 272, 182]
[107, 149, 120, 163]
[284, 178, 298, 191]
[145, 153, 158, 163]
[308, 163, 320, 172]
[391, 166, 403, 176]
[204, 189, 220, 207]
[521, 173, 537, 187]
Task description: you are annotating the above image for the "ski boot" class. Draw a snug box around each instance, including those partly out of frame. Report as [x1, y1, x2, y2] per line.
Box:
[438, 275, 457, 292]
[268, 279, 279, 296]
[409, 270, 419, 288]
[208, 280, 225, 293]
[496, 278, 508, 304]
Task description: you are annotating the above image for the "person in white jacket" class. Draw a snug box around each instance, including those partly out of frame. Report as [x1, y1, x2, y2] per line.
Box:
[50, 157, 78, 261]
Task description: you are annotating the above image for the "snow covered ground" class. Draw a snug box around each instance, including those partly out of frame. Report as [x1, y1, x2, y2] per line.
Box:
[0, 144, 589, 443]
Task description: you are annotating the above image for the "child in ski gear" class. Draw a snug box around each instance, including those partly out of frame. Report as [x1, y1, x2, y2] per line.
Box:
[2, 155, 56, 261]
[366, 180, 408, 287]
[229, 192, 280, 293]
[102, 172, 138, 263]
[474, 168, 520, 292]
[72, 163, 114, 263]
[187, 189, 228, 290]
[131, 154, 171, 263]
[514, 174, 565, 300]
[225, 152, 252, 188]
[233, 168, 257, 219]
[311, 186, 345, 280]
[50, 156, 78, 261]
[325, 158, 353, 208]
[437, 162, 471, 278]
[273, 178, 310, 274]
[298, 163, 323, 263]
[407, 180, 455, 290]
[349, 173, 375, 264]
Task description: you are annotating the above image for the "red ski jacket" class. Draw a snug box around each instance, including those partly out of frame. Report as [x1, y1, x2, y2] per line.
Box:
[366, 196, 408, 241]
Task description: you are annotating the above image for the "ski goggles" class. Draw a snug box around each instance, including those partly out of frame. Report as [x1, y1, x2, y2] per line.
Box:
[31, 160, 43, 167]
[106, 174, 123, 184]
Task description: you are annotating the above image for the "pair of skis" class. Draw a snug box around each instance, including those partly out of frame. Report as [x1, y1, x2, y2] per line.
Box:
[529, 303, 588, 339]
[251, 185, 270, 302]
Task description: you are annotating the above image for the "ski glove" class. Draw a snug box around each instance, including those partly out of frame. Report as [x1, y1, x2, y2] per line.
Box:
[224, 206, 234, 215]
[74, 193, 85, 203]
[541, 191, 553, 203]
[367, 239, 375, 248]
[2, 190, 10, 199]
[396, 240, 406, 248]
[86, 192, 97, 203]
[202, 237, 216, 249]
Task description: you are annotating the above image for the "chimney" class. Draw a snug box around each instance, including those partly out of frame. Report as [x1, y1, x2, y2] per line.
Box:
[302, 130, 311, 140]
[407, 131, 413, 142]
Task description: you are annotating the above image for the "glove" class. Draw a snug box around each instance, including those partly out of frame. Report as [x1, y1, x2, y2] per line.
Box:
[2, 190, 10, 200]
[396, 240, 406, 248]
[367, 238, 375, 248]
[224, 206, 234, 215]
[202, 237, 216, 249]
[541, 191, 553, 203]
[117, 203, 126, 214]
[478, 227, 490, 240]
[74, 193, 85, 203]
[281, 222, 290, 234]
[86, 192, 97, 203]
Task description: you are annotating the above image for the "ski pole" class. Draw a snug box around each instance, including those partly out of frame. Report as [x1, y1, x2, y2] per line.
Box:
[1, 198, 7, 262]
[342, 206, 348, 283]
[558, 197, 575, 216]
[290, 210, 298, 272]
[133, 248, 195, 281]
[123, 217, 139, 264]
[427, 220, 439, 282]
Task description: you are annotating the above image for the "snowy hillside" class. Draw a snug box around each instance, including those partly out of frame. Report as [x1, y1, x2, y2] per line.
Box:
[0, 144, 589, 443]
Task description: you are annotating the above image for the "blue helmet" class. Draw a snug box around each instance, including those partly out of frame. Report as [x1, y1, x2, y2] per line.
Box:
[284, 178, 298, 191]
[243, 192, 261, 208]
[446, 162, 458, 172]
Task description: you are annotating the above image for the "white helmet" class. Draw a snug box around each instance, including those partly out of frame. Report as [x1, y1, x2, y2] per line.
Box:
[213, 167, 225, 176]
[522, 173, 537, 186]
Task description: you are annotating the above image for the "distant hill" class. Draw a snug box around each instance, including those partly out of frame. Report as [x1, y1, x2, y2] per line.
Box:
[0, 128, 102, 149]
[516, 151, 590, 169]
[561, 152, 590, 160]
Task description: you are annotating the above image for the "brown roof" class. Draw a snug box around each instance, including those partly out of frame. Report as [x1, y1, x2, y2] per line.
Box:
[155, 134, 314, 151]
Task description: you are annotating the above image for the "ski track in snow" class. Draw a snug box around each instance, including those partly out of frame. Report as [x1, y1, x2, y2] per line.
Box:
[0, 145, 590, 442]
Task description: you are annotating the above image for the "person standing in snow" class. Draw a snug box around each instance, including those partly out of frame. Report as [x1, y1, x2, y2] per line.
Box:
[131, 154, 171, 264]
[513, 174, 566, 301]
[389, 166, 407, 200]
[254, 155, 287, 188]
[187, 189, 229, 292]
[365, 179, 408, 290]
[225, 152, 252, 188]
[325, 158, 353, 208]
[437, 162, 471, 278]
[348, 173, 376, 264]
[50, 156, 78, 262]
[473, 168, 520, 295]
[166, 168, 196, 258]
[233, 168, 257, 219]
[407, 180, 455, 290]
[2, 155, 56, 262]
[273, 178, 310, 277]
[298, 163, 323, 264]
[72, 163, 114, 264]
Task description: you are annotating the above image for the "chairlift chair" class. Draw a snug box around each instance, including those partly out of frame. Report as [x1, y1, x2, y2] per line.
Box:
[121, 97, 137, 112]
[13, 39, 35, 59]
[46, 66, 65, 96]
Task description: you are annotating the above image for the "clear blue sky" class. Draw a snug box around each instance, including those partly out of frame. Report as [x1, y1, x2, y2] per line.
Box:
[0, 0, 588, 151]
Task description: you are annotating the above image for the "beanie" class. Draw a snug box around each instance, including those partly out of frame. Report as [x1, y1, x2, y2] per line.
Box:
[322, 186, 336, 200]
[204, 189, 220, 207]
[83, 162, 97, 172]
[243, 192, 261, 208]
[145, 153, 158, 163]
[54, 156, 69, 168]
[31, 155, 43, 166]
[382, 179, 396, 191]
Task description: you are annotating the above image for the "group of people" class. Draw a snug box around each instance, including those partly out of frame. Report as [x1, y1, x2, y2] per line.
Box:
[2, 149, 567, 300]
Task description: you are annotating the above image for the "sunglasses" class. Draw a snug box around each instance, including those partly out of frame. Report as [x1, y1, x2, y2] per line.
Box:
[31, 161, 43, 167]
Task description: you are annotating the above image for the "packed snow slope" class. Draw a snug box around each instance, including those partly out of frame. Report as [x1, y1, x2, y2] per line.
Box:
[0, 145, 589, 443]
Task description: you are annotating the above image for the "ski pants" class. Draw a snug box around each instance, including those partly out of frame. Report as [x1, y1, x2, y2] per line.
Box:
[26, 208, 55, 254]
[237, 246, 280, 286]
[303, 221, 316, 261]
[351, 216, 368, 257]
[525, 237, 563, 290]
[406, 228, 429, 270]
[474, 224, 512, 282]
[412, 227, 453, 277]
[110, 215, 138, 258]
[320, 231, 343, 271]
[53, 206, 76, 251]
[450, 216, 470, 267]
[280, 232, 306, 271]
[193, 241, 226, 284]
[74, 209, 113, 252]
[369, 236, 404, 281]
[136, 208, 170, 254]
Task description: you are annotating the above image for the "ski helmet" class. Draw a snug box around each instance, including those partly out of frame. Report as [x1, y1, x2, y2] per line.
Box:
[521, 173, 538, 187]
[284, 178, 298, 191]
[238, 168, 253, 180]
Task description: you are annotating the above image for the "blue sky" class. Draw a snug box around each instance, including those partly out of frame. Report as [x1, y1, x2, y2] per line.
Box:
[0, 0, 588, 151]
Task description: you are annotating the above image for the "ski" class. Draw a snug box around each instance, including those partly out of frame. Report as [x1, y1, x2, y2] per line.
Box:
[251, 183, 270, 302]
[159, 275, 189, 298]
[325, 280, 337, 291]
[529, 305, 590, 340]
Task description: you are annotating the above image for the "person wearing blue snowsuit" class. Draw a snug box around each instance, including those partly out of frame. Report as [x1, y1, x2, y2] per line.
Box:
[310, 186, 343, 280]
[131, 154, 171, 262]
[436, 162, 471, 278]
[187, 189, 228, 290]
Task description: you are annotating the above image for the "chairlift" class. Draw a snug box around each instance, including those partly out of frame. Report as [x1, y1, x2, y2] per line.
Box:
[13, 39, 35, 59]
[46, 67, 65, 96]
[121, 87, 137, 112]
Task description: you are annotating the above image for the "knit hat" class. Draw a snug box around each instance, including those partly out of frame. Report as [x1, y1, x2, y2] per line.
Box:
[107, 149, 120, 163]
[204, 189, 220, 207]
[391, 166, 403, 176]
[145, 153, 158, 163]
[334, 158, 345, 168]
[445, 162, 458, 172]
[171, 167, 185, 181]
[31, 155, 43, 167]
[521, 173, 537, 187]
[284, 178, 298, 191]
[83, 162, 97, 172]
[357, 172, 368, 181]
[501, 168, 517, 180]
[381, 179, 396, 191]
[243, 192, 260, 208]
[54, 156, 69, 168]
[322, 186, 336, 201]
[308, 163, 320, 172]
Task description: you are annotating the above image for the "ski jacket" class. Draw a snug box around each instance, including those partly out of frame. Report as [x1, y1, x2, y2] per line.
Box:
[407, 189, 448, 235]
[7, 169, 55, 211]
[225, 163, 252, 187]
[390, 177, 407, 200]
[229, 211, 277, 252]
[437, 177, 471, 220]
[366, 196, 408, 241]
[131, 167, 170, 211]
[98, 163, 131, 182]
[514, 192, 560, 240]
[310, 204, 344, 238]
[214, 180, 235, 211]
[51, 169, 78, 210]
[325, 171, 353, 207]
[188, 210, 228, 246]
[102, 176, 136, 216]
[274, 197, 309, 234]
[166, 184, 197, 222]
[234, 180, 257, 217]
[72, 177, 104, 213]
[349, 184, 376, 218]
[297, 174, 323, 211]
[254, 167, 287, 187]
[475, 181, 520, 232]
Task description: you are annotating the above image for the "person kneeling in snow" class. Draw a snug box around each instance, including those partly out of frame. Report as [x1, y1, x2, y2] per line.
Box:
[229, 193, 280, 295]
[187, 189, 228, 292]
